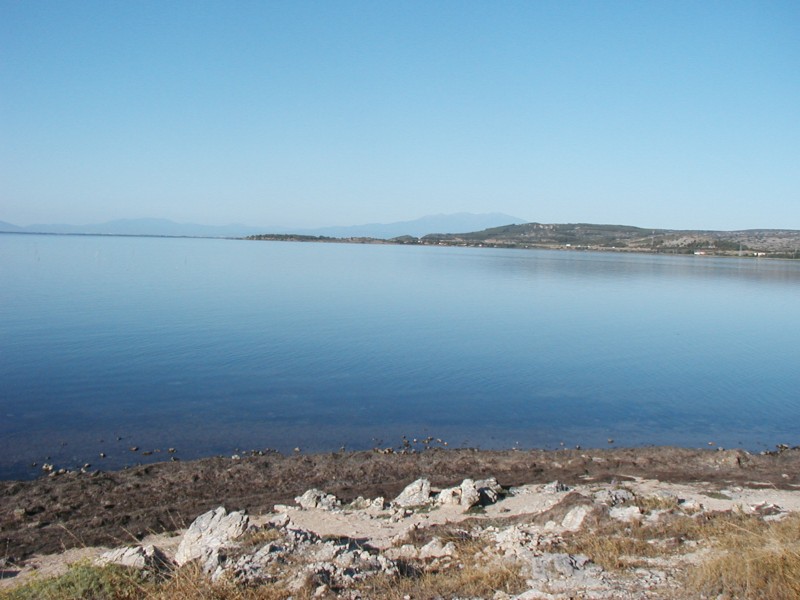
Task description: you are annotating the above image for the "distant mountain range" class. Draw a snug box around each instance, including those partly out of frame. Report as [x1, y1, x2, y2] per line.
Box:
[0, 212, 526, 239]
[289, 212, 526, 239]
[0, 218, 266, 238]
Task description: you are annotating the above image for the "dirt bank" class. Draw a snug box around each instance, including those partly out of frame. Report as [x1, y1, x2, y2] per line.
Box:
[3, 446, 799, 562]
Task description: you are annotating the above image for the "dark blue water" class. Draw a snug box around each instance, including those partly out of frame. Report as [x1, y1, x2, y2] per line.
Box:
[2, 233, 799, 479]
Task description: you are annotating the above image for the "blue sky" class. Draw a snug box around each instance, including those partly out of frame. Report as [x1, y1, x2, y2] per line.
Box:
[1, 1, 798, 230]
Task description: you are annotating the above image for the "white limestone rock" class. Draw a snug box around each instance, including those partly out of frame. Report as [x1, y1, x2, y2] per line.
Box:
[493, 525, 541, 560]
[594, 488, 635, 506]
[679, 498, 702, 512]
[284, 548, 397, 591]
[521, 552, 606, 597]
[393, 478, 432, 507]
[419, 537, 457, 559]
[295, 489, 341, 511]
[385, 544, 419, 560]
[561, 505, 590, 531]
[609, 505, 642, 522]
[475, 477, 504, 504]
[226, 542, 285, 584]
[347, 496, 371, 510]
[175, 506, 250, 566]
[431, 477, 504, 508]
[436, 486, 462, 505]
[515, 552, 613, 599]
[460, 479, 481, 509]
[97, 544, 172, 571]
[391, 522, 419, 545]
[530, 552, 595, 580]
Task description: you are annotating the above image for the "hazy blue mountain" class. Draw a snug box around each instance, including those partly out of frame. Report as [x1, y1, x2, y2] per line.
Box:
[0, 220, 23, 232]
[59, 218, 268, 237]
[291, 212, 527, 239]
[0, 213, 527, 239]
[0, 218, 266, 238]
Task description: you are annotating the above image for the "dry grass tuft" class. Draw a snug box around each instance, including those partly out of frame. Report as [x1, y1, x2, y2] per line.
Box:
[560, 526, 655, 570]
[357, 532, 527, 600]
[560, 505, 800, 599]
[356, 558, 526, 600]
[394, 522, 473, 548]
[635, 494, 681, 513]
[1, 529, 525, 600]
[145, 563, 295, 600]
[558, 507, 770, 571]
[16, 508, 800, 600]
[0, 561, 297, 600]
[689, 513, 800, 600]
[0, 562, 147, 600]
[236, 526, 283, 553]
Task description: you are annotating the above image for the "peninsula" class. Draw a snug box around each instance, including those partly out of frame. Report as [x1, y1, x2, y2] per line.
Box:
[247, 222, 800, 260]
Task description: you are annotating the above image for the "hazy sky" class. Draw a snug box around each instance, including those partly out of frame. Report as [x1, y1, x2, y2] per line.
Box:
[1, 1, 798, 230]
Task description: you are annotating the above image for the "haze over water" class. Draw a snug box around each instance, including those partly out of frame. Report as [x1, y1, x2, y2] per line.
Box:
[1, 233, 799, 479]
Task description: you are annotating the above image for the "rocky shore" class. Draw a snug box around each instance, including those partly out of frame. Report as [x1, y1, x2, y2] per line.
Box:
[3, 446, 800, 598]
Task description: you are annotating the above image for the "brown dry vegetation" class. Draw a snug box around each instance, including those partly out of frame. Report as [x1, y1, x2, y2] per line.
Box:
[689, 513, 800, 600]
[0, 549, 527, 600]
[5, 447, 800, 561]
[5, 448, 800, 599]
[556, 504, 800, 599]
[4, 513, 800, 599]
[354, 561, 527, 600]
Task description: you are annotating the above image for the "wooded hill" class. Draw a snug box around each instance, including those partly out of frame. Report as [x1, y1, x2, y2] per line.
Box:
[413, 223, 800, 258]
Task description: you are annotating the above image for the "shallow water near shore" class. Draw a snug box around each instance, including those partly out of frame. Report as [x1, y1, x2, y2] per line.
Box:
[1, 233, 799, 479]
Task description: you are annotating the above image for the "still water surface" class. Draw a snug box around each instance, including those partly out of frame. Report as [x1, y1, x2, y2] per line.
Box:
[1, 233, 799, 479]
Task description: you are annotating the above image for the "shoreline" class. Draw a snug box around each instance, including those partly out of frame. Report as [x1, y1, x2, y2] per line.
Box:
[4, 445, 800, 598]
[4, 445, 800, 561]
[3, 229, 799, 261]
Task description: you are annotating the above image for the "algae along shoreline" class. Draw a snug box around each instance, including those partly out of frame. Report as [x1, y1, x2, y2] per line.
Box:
[3, 446, 800, 599]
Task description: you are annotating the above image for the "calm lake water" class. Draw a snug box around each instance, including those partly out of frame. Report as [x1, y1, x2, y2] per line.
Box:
[1, 233, 799, 479]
